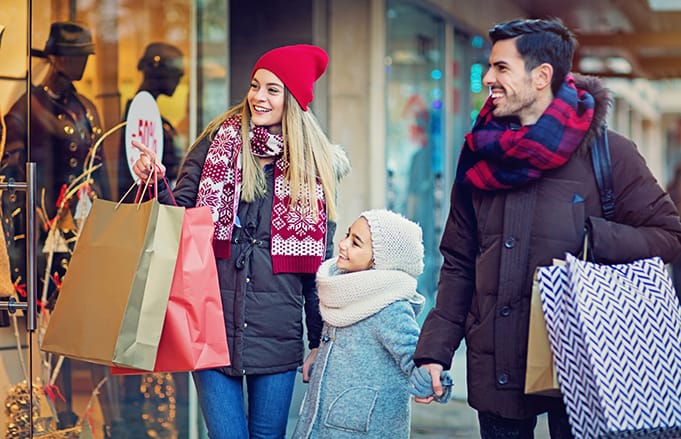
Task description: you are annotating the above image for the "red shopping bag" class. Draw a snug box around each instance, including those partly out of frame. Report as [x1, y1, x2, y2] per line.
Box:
[111, 205, 230, 374]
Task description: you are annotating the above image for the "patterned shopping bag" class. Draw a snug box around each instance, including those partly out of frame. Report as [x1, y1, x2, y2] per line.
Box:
[537, 253, 681, 439]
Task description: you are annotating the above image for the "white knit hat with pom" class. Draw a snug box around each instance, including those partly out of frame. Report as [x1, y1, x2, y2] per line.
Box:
[360, 209, 424, 278]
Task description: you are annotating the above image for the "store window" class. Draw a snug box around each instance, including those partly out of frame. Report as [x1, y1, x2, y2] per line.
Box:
[450, 30, 490, 177]
[0, 1, 226, 437]
[385, 0, 444, 308]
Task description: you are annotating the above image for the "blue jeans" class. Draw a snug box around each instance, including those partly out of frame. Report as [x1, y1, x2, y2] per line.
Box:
[478, 405, 574, 439]
[192, 369, 297, 439]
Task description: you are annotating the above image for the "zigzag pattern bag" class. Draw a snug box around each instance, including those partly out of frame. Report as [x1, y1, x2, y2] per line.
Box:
[537, 252, 681, 439]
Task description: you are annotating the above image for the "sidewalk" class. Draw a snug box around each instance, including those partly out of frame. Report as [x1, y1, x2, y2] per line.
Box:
[410, 398, 550, 438]
[287, 395, 550, 438]
[410, 398, 480, 438]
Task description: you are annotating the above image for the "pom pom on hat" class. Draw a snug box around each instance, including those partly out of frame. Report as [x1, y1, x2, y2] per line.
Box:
[251, 44, 328, 111]
[361, 209, 424, 278]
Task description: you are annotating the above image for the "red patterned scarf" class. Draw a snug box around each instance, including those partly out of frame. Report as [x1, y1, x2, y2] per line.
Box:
[196, 114, 327, 274]
[457, 75, 595, 190]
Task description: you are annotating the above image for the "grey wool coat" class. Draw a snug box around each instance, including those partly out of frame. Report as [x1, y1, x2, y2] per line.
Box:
[292, 298, 424, 438]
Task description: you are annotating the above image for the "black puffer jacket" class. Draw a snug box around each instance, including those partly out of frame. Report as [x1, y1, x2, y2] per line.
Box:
[159, 134, 341, 376]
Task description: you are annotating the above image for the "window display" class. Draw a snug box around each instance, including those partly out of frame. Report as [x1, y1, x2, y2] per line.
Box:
[386, 1, 444, 308]
[0, 1, 205, 437]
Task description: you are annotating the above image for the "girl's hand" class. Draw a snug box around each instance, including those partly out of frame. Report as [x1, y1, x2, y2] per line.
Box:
[131, 140, 166, 181]
[301, 348, 318, 383]
[412, 363, 444, 404]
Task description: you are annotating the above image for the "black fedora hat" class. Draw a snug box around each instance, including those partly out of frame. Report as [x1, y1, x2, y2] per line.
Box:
[43, 22, 95, 56]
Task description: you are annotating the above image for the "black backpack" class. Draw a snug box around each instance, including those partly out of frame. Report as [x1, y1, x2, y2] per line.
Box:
[591, 126, 615, 221]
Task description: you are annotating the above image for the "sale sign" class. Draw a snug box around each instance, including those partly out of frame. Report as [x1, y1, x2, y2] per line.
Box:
[124, 91, 164, 181]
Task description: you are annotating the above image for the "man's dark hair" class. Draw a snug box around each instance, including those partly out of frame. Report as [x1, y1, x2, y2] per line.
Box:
[488, 18, 577, 95]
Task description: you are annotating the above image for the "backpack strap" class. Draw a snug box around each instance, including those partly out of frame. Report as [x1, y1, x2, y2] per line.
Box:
[591, 126, 616, 220]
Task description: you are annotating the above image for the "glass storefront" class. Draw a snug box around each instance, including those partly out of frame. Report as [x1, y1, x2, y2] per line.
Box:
[0, 1, 227, 437]
[385, 0, 445, 310]
[451, 30, 490, 170]
[385, 0, 488, 315]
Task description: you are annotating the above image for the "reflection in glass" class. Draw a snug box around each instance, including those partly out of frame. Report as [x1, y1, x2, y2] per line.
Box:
[386, 1, 444, 310]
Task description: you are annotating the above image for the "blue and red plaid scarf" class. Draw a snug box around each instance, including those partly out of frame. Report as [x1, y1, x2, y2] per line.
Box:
[457, 75, 595, 190]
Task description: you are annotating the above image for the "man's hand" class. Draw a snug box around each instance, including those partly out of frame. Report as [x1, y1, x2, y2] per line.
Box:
[411, 363, 444, 404]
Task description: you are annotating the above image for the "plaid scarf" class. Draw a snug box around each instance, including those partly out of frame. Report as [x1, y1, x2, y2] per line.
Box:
[196, 114, 327, 274]
[457, 75, 595, 190]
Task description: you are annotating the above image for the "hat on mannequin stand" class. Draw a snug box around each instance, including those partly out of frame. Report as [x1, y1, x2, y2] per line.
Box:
[43, 21, 95, 57]
[137, 42, 184, 77]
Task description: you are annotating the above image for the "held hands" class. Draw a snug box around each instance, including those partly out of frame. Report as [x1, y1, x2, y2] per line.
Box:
[409, 364, 453, 404]
[131, 140, 166, 182]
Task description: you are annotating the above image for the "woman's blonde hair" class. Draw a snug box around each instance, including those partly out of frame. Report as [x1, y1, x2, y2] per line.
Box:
[189, 89, 339, 221]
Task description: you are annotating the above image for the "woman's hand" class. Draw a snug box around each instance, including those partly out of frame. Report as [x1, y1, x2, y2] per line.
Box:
[301, 348, 318, 383]
[131, 140, 166, 182]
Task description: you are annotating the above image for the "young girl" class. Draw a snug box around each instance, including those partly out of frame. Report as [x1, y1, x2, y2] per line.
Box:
[132, 44, 350, 439]
[292, 209, 427, 438]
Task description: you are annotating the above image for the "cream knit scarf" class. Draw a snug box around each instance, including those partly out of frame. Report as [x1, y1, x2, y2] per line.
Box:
[316, 258, 425, 327]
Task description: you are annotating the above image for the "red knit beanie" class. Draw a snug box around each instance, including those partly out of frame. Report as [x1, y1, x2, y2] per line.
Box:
[251, 44, 328, 111]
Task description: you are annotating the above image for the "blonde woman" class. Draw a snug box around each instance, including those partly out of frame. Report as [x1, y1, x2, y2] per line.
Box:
[132, 44, 350, 439]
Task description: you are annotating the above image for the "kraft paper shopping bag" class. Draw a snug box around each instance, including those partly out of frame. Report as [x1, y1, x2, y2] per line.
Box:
[111, 206, 230, 374]
[41, 197, 183, 370]
[524, 266, 561, 397]
[0, 214, 14, 297]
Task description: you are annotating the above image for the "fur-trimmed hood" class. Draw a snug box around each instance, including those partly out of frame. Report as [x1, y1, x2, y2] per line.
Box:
[573, 73, 612, 156]
[330, 143, 351, 180]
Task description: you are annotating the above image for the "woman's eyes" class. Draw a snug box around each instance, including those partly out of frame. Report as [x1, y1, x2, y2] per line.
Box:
[250, 83, 281, 95]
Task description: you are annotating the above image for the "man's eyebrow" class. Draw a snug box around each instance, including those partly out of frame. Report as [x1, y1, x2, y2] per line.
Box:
[490, 60, 509, 68]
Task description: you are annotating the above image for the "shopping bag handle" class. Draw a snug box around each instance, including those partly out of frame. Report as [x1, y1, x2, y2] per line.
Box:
[135, 170, 159, 203]
[116, 169, 178, 209]
[139, 174, 178, 207]
[581, 233, 590, 262]
[162, 177, 178, 207]
[114, 168, 158, 210]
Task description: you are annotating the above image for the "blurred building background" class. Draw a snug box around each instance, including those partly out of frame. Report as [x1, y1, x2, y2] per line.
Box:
[1, 0, 680, 437]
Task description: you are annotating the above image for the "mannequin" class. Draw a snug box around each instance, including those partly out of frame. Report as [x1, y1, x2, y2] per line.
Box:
[0, 22, 125, 438]
[117, 42, 184, 200]
[2, 22, 110, 304]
